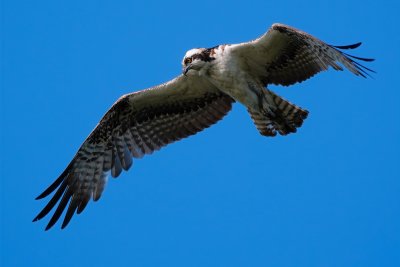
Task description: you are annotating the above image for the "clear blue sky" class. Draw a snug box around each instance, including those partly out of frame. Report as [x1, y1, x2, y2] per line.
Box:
[1, 0, 399, 266]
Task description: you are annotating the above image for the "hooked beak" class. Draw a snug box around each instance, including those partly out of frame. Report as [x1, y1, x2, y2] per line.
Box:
[183, 64, 192, 76]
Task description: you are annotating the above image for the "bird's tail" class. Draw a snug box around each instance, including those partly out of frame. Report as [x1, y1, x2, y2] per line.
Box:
[248, 90, 309, 136]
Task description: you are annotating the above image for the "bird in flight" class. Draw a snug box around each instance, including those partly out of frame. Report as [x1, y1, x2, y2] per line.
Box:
[33, 23, 374, 230]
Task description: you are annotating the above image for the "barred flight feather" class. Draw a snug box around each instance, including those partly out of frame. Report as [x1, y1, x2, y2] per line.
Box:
[33, 83, 234, 230]
[34, 23, 374, 230]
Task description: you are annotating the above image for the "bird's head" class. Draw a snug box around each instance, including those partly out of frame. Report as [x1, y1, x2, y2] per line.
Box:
[182, 48, 216, 76]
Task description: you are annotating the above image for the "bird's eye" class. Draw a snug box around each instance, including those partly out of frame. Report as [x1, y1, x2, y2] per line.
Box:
[185, 58, 192, 65]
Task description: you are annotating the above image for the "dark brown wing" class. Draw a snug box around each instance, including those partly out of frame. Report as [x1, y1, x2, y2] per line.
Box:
[33, 75, 234, 230]
[230, 23, 374, 86]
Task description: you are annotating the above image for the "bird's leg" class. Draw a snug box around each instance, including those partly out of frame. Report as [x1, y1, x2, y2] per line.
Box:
[256, 88, 277, 118]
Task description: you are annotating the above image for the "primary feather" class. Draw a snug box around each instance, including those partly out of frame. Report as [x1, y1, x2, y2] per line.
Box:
[34, 23, 374, 230]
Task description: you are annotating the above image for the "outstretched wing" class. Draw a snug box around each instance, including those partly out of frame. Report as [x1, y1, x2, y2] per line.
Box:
[230, 23, 374, 86]
[33, 75, 234, 230]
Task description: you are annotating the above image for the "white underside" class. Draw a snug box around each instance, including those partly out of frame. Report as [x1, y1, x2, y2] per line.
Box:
[195, 45, 266, 111]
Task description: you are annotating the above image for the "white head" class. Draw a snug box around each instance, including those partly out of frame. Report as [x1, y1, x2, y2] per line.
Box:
[182, 47, 216, 76]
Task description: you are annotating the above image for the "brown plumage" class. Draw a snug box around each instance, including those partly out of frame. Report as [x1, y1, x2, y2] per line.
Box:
[34, 23, 374, 230]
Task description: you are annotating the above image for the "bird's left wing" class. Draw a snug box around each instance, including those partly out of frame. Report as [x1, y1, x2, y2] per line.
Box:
[33, 75, 234, 230]
[229, 23, 374, 86]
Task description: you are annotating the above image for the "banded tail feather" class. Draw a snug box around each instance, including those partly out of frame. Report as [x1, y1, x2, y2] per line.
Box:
[249, 90, 309, 136]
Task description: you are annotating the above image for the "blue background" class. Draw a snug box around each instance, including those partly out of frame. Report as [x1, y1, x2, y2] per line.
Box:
[1, 0, 399, 266]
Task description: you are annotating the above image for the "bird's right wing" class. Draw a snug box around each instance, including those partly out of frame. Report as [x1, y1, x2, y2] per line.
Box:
[33, 75, 234, 230]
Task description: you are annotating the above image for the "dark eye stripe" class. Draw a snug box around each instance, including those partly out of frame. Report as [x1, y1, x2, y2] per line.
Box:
[192, 54, 203, 60]
[184, 49, 216, 65]
[194, 51, 216, 62]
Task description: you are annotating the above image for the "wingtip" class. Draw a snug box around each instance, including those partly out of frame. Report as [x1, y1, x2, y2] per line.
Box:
[39, 219, 66, 231]
[332, 42, 362, 50]
[45, 217, 59, 231]
[35, 194, 45, 200]
[61, 219, 72, 230]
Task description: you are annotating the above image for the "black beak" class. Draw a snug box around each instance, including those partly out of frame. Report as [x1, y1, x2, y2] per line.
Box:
[183, 65, 191, 76]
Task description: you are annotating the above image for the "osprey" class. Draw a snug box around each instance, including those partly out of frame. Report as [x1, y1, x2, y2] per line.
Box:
[33, 23, 374, 230]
